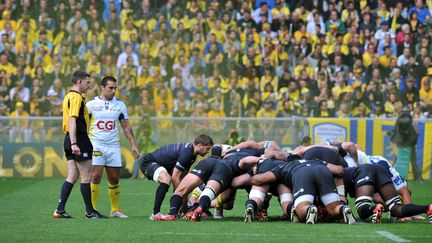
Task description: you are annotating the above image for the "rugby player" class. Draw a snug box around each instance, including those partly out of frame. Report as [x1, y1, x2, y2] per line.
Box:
[87, 76, 139, 218]
[343, 164, 432, 223]
[158, 147, 266, 221]
[251, 159, 357, 224]
[244, 158, 293, 222]
[138, 134, 213, 219]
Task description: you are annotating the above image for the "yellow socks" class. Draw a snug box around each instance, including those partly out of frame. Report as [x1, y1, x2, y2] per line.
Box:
[108, 183, 120, 212]
[216, 194, 223, 208]
[90, 183, 100, 210]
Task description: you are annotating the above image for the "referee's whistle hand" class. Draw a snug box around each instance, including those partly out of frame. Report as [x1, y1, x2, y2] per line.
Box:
[71, 144, 81, 155]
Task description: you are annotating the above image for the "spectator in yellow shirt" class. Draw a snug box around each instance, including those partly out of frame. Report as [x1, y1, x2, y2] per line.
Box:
[86, 55, 101, 78]
[156, 103, 173, 129]
[419, 77, 432, 108]
[256, 100, 276, 138]
[9, 101, 31, 142]
[362, 43, 378, 67]
[272, 0, 290, 25]
[207, 101, 226, 132]
[260, 67, 279, 92]
[379, 45, 397, 68]
[154, 87, 173, 112]
[332, 72, 353, 100]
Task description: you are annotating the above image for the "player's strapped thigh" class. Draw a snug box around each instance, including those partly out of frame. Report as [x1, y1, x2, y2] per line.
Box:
[190, 158, 219, 182]
[64, 133, 93, 161]
[294, 194, 315, 208]
[141, 162, 167, 182]
[249, 186, 267, 202]
[279, 192, 294, 204]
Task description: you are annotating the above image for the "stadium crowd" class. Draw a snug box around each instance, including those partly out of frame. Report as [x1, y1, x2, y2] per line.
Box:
[0, 0, 432, 121]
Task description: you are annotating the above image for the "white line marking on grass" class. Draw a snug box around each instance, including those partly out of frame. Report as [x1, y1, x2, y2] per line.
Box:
[376, 231, 411, 242]
[141, 232, 379, 239]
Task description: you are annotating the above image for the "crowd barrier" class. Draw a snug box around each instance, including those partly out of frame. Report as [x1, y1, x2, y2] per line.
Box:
[0, 116, 430, 180]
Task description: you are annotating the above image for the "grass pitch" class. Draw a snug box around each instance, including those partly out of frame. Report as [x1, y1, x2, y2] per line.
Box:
[0, 178, 431, 242]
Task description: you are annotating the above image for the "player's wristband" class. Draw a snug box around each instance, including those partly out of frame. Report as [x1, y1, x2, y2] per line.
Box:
[71, 143, 77, 146]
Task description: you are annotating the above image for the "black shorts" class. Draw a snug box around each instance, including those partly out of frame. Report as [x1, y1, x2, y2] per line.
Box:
[191, 158, 234, 190]
[208, 162, 234, 191]
[291, 165, 337, 200]
[64, 133, 93, 161]
[139, 153, 163, 180]
[257, 159, 285, 174]
[257, 159, 286, 195]
[190, 158, 219, 182]
[352, 164, 392, 191]
[302, 147, 348, 167]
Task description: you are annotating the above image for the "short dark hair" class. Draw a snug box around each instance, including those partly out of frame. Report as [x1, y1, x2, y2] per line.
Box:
[194, 134, 214, 146]
[71, 70, 90, 84]
[210, 145, 222, 158]
[101, 76, 117, 86]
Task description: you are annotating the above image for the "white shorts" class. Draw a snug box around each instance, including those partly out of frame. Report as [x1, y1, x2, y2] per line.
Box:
[92, 144, 122, 167]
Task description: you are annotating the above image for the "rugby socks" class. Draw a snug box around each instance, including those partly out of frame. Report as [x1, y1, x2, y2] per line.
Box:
[169, 194, 182, 215]
[357, 204, 374, 219]
[153, 183, 169, 215]
[56, 181, 74, 212]
[401, 204, 429, 217]
[286, 203, 294, 218]
[81, 183, 94, 214]
[245, 199, 258, 212]
[90, 183, 101, 210]
[108, 183, 120, 212]
[339, 205, 345, 218]
[263, 194, 271, 210]
[198, 195, 212, 211]
[215, 194, 223, 209]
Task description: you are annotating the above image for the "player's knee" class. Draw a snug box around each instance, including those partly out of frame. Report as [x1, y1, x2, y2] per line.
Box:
[153, 167, 170, 184]
[66, 175, 78, 184]
[223, 201, 234, 210]
[66, 171, 79, 184]
[108, 177, 119, 185]
[158, 172, 171, 185]
[91, 173, 102, 184]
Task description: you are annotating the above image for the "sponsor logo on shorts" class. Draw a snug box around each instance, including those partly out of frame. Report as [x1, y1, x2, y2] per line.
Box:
[356, 176, 370, 184]
[175, 162, 185, 170]
[294, 188, 305, 197]
[93, 151, 102, 157]
[83, 153, 89, 158]
[192, 169, 201, 174]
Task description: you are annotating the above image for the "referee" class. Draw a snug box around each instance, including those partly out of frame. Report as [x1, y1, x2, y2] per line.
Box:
[53, 70, 105, 219]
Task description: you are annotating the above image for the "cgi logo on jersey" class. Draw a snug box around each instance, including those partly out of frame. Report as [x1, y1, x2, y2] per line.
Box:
[97, 120, 116, 130]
